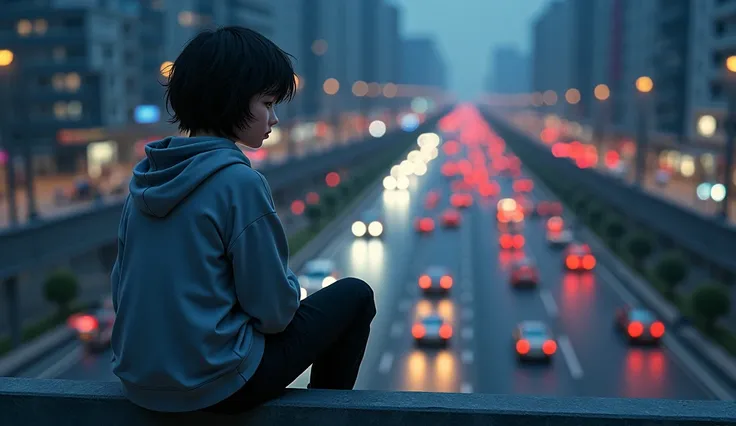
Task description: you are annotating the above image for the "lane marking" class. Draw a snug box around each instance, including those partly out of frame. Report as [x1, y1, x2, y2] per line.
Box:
[398, 299, 412, 313]
[557, 335, 584, 380]
[461, 327, 474, 340]
[597, 264, 734, 400]
[461, 309, 474, 321]
[461, 350, 474, 365]
[378, 352, 394, 374]
[460, 383, 473, 393]
[390, 322, 404, 338]
[460, 292, 473, 304]
[539, 289, 559, 318]
[36, 346, 83, 379]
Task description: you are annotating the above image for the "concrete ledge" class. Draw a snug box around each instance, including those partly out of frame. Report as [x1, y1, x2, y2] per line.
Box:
[1, 378, 734, 426]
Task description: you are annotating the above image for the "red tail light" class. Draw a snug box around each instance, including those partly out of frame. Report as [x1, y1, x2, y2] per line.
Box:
[418, 275, 431, 289]
[566, 255, 579, 269]
[628, 321, 644, 338]
[440, 275, 453, 289]
[68, 314, 98, 333]
[650, 321, 665, 338]
[516, 339, 530, 355]
[582, 255, 596, 270]
[500, 234, 513, 249]
[439, 324, 453, 339]
[542, 340, 557, 355]
[412, 324, 426, 339]
[512, 235, 525, 249]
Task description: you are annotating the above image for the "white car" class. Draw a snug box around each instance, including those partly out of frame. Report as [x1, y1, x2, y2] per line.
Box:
[352, 209, 384, 238]
[298, 259, 339, 299]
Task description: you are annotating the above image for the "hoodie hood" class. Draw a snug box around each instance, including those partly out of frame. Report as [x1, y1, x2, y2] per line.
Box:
[130, 136, 250, 218]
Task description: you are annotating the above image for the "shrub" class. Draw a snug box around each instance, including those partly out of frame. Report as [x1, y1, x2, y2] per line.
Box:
[604, 215, 627, 248]
[305, 203, 322, 228]
[43, 269, 79, 316]
[625, 231, 654, 271]
[322, 188, 340, 214]
[587, 204, 606, 232]
[654, 252, 689, 298]
[690, 283, 731, 333]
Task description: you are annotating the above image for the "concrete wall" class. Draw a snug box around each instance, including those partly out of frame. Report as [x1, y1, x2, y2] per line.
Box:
[1, 377, 733, 425]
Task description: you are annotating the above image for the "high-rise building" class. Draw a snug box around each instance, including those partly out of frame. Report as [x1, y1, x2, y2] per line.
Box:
[401, 37, 448, 89]
[0, 0, 143, 172]
[531, 0, 572, 117]
[569, 0, 596, 122]
[488, 46, 529, 94]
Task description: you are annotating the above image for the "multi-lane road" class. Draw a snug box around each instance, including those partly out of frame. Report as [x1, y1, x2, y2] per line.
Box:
[13, 107, 733, 401]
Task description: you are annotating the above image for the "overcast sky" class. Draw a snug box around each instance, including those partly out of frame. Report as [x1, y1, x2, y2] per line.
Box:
[394, 0, 551, 100]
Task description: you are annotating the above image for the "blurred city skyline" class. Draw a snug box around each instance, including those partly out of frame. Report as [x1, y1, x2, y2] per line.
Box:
[397, 0, 550, 100]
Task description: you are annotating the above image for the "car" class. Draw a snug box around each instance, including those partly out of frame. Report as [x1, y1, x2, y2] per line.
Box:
[512, 178, 534, 193]
[440, 208, 461, 228]
[415, 217, 435, 233]
[352, 209, 384, 238]
[450, 193, 473, 208]
[535, 201, 563, 217]
[563, 243, 596, 271]
[547, 229, 574, 248]
[412, 313, 453, 347]
[451, 180, 472, 192]
[496, 198, 524, 223]
[298, 259, 339, 298]
[509, 258, 539, 288]
[614, 306, 665, 344]
[499, 233, 525, 250]
[513, 321, 557, 363]
[418, 266, 454, 295]
[67, 295, 115, 352]
[546, 216, 565, 232]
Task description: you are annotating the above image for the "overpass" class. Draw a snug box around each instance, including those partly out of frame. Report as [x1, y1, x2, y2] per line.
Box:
[0, 377, 733, 425]
[481, 108, 736, 277]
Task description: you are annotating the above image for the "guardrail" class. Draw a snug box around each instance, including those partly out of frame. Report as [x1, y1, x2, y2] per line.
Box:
[482, 108, 736, 275]
[1, 378, 734, 426]
[0, 108, 450, 281]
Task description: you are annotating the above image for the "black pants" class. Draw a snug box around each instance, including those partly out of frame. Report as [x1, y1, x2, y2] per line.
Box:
[205, 277, 376, 413]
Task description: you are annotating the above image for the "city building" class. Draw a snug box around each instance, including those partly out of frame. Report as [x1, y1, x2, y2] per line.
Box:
[0, 0, 144, 173]
[487, 46, 529, 94]
[530, 0, 572, 117]
[400, 37, 448, 89]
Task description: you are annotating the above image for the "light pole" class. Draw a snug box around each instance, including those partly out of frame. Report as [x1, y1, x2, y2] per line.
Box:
[634, 76, 653, 186]
[0, 49, 18, 226]
[593, 84, 610, 167]
[722, 56, 736, 220]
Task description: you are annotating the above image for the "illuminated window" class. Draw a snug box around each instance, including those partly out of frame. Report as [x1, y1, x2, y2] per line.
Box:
[52, 73, 66, 91]
[53, 102, 68, 119]
[17, 19, 32, 36]
[34, 19, 48, 35]
[67, 101, 83, 120]
[65, 73, 81, 92]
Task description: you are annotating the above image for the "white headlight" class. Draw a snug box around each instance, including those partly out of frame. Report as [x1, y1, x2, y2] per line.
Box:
[322, 276, 337, 288]
[352, 221, 367, 237]
[368, 221, 383, 236]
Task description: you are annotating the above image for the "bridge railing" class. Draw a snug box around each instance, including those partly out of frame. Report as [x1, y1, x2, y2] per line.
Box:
[1, 377, 734, 426]
[0, 107, 451, 281]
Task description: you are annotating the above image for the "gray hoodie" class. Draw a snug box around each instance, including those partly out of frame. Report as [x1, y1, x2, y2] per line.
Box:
[110, 136, 301, 412]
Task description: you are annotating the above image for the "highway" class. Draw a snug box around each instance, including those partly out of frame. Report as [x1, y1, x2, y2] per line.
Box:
[12, 106, 727, 400]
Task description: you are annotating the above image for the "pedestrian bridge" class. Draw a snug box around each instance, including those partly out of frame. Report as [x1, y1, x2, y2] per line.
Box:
[0, 377, 733, 425]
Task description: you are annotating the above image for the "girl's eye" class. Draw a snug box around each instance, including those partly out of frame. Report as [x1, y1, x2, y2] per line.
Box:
[265, 102, 274, 108]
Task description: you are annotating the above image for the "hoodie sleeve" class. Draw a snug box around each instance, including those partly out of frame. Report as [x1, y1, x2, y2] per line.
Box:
[228, 211, 301, 334]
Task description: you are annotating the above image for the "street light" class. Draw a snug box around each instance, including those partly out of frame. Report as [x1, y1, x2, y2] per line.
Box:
[0, 49, 13, 66]
[634, 76, 653, 186]
[721, 56, 736, 220]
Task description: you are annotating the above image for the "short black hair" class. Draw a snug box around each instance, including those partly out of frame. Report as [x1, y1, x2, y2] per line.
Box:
[164, 26, 296, 139]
